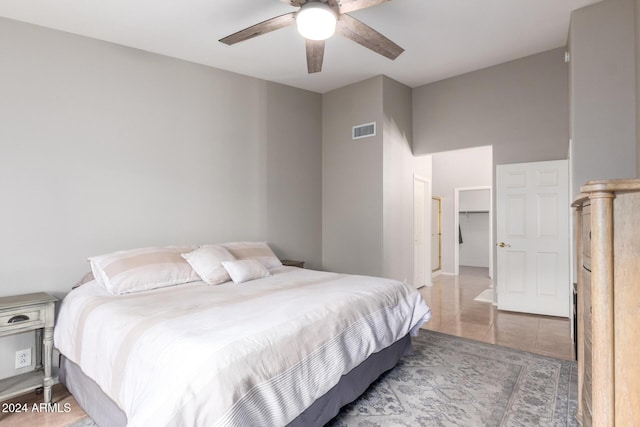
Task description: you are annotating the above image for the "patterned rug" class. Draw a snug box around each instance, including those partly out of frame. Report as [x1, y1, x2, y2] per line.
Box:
[71, 330, 578, 427]
[329, 330, 578, 427]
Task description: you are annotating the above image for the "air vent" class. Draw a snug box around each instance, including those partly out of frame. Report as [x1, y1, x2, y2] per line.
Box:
[352, 122, 376, 140]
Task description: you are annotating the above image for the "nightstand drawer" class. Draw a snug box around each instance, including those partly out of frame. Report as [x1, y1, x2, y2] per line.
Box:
[0, 305, 46, 332]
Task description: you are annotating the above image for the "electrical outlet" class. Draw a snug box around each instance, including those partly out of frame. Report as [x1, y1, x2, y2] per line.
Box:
[15, 348, 31, 369]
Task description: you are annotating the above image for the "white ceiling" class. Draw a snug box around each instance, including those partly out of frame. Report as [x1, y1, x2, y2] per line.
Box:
[0, 0, 601, 93]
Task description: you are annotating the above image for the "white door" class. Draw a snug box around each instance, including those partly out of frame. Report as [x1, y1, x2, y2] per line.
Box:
[431, 197, 441, 271]
[496, 160, 569, 317]
[414, 178, 426, 288]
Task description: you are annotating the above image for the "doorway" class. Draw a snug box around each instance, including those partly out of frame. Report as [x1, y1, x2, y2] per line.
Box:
[431, 146, 492, 275]
[454, 187, 493, 278]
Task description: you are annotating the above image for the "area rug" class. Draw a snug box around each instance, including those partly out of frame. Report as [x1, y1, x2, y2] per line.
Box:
[328, 330, 578, 427]
[473, 288, 494, 303]
[70, 330, 577, 427]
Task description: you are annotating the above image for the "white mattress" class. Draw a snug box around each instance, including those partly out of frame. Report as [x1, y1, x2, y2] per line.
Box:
[54, 267, 431, 426]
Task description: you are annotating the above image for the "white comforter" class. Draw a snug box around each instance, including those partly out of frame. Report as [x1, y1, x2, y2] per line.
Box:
[54, 267, 431, 426]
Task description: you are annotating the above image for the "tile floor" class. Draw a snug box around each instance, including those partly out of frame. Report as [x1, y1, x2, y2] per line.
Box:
[420, 266, 575, 360]
[2, 266, 574, 426]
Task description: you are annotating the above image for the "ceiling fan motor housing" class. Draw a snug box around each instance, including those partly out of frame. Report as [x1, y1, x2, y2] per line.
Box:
[296, 1, 338, 41]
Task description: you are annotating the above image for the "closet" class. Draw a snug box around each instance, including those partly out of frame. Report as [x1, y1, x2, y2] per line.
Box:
[458, 189, 490, 268]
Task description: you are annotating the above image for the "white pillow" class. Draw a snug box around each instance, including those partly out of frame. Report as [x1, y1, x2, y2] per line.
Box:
[221, 259, 271, 284]
[181, 245, 235, 285]
[221, 241, 283, 269]
[89, 246, 200, 295]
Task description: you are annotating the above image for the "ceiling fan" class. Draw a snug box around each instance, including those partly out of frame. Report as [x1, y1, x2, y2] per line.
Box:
[219, 0, 404, 74]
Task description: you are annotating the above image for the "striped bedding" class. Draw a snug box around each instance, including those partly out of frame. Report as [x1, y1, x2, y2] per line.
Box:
[54, 266, 431, 426]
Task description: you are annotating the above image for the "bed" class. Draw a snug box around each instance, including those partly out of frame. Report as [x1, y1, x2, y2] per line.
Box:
[54, 244, 431, 427]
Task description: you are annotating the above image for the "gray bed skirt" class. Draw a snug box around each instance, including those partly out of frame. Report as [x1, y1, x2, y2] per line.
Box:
[59, 334, 413, 427]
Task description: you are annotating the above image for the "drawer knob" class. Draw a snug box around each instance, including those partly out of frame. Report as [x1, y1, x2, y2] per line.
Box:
[8, 314, 29, 323]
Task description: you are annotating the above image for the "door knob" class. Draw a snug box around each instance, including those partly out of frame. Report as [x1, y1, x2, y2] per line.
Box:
[498, 242, 511, 248]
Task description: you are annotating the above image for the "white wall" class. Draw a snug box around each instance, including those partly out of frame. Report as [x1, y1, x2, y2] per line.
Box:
[0, 17, 322, 379]
[459, 189, 491, 212]
[432, 147, 492, 274]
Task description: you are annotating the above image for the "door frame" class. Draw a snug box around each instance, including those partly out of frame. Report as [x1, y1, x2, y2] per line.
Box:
[454, 186, 493, 278]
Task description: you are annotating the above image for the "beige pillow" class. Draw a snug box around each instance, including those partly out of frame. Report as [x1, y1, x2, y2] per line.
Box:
[89, 246, 199, 294]
[221, 241, 282, 269]
[181, 245, 235, 285]
[222, 259, 271, 284]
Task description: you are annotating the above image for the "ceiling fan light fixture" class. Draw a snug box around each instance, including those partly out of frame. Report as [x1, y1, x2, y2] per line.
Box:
[296, 2, 337, 41]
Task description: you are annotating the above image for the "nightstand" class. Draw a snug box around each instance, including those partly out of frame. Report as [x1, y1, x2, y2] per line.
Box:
[0, 292, 57, 404]
[280, 259, 305, 268]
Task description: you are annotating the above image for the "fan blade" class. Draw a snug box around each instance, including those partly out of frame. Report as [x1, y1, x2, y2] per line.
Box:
[306, 39, 325, 73]
[219, 12, 296, 45]
[336, 14, 404, 60]
[338, 0, 390, 14]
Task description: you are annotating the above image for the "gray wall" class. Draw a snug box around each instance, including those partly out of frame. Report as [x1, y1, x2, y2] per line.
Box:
[382, 76, 431, 285]
[413, 48, 570, 165]
[264, 82, 322, 268]
[0, 18, 322, 378]
[569, 0, 637, 196]
[413, 47, 569, 290]
[322, 76, 430, 283]
[322, 77, 384, 276]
